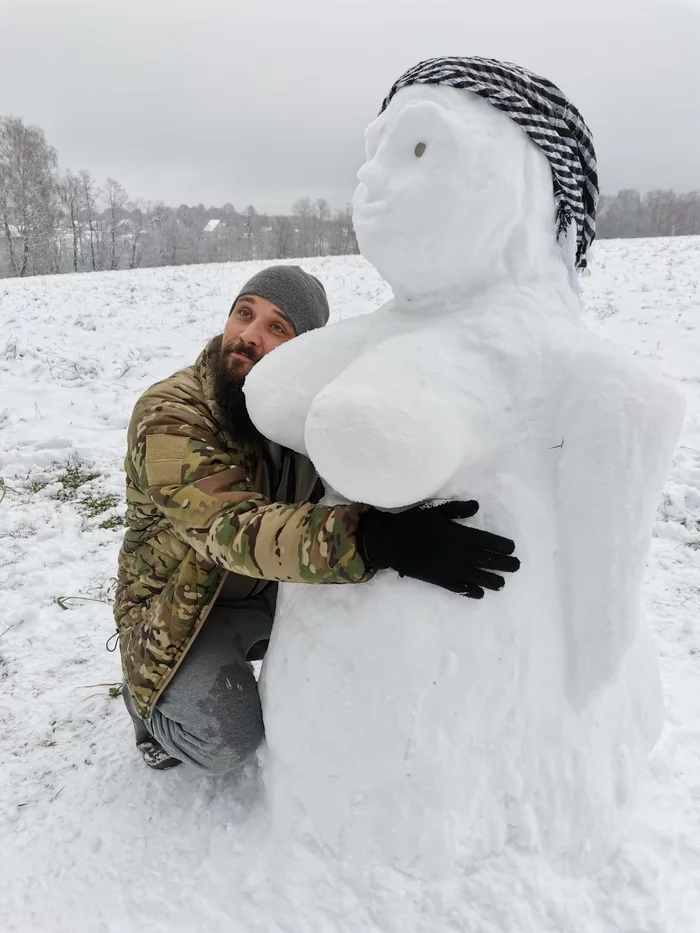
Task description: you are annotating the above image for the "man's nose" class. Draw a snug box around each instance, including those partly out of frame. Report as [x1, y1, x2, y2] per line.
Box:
[238, 321, 263, 347]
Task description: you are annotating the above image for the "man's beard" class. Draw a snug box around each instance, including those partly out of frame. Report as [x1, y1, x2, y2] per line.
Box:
[210, 336, 263, 444]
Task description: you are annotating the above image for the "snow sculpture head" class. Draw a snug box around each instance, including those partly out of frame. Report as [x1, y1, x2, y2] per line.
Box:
[353, 57, 599, 299]
[353, 86, 550, 297]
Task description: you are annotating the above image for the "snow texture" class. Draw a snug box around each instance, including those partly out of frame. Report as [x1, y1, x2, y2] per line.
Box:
[245, 86, 687, 879]
[0, 236, 699, 931]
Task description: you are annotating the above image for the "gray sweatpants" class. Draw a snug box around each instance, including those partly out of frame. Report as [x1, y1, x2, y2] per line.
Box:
[125, 592, 274, 773]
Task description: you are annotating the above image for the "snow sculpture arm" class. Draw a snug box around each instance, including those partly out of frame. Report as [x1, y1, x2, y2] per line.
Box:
[555, 344, 684, 708]
[244, 308, 383, 455]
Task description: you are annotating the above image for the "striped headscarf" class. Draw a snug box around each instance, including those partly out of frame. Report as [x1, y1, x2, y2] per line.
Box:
[380, 57, 599, 271]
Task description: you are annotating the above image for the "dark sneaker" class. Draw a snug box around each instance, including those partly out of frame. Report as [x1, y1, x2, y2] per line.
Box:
[137, 738, 183, 771]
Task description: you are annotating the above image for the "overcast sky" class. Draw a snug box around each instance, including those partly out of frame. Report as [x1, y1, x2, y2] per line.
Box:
[1, 0, 699, 213]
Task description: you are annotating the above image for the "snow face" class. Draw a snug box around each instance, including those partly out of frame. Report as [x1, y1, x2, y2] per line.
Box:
[0, 245, 699, 930]
[246, 86, 686, 876]
[352, 84, 561, 300]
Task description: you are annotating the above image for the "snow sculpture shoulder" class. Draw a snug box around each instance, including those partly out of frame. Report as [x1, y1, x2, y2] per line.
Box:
[244, 59, 684, 875]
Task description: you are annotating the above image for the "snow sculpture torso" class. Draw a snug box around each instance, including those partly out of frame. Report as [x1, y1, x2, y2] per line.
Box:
[244, 86, 684, 874]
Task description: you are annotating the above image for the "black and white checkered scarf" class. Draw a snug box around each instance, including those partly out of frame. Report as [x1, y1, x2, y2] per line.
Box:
[380, 57, 599, 272]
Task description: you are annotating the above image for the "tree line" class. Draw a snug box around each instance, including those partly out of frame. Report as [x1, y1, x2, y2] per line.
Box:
[597, 188, 700, 239]
[1, 114, 698, 280]
[0, 116, 357, 279]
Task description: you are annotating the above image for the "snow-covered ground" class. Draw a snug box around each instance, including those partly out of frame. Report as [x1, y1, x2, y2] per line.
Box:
[0, 239, 698, 933]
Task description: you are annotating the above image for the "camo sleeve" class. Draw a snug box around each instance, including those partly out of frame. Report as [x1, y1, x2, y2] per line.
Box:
[131, 412, 373, 585]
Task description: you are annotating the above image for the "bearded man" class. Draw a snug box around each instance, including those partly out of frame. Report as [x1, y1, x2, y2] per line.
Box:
[115, 265, 519, 771]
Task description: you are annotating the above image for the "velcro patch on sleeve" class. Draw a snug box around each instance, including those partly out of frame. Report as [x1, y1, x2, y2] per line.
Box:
[145, 434, 189, 486]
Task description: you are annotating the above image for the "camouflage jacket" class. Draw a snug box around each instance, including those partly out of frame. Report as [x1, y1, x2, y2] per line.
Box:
[114, 336, 371, 719]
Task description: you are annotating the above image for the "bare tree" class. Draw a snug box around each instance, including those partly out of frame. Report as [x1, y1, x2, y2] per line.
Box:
[673, 192, 700, 236]
[126, 200, 147, 269]
[149, 202, 197, 266]
[105, 177, 128, 270]
[271, 215, 292, 258]
[0, 116, 58, 276]
[292, 196, 313, 256]
[78, 168, 102, 272]
[313, 198, 330, 255]
[58, 171, 83, 272]
[78, 169, 102, 271]
[331, 205, 357, 255]
[243, 204, 257, 260]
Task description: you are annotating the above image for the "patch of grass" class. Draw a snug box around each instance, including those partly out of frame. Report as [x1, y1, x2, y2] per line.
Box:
[52, 457, 101, 502]
[98, 513, 126, 530]
[57, 578, 118, 610]
[80, 682, 123, 702]
[1, 474, 50, 505]
[0, 477, 17, 504]
[42, 456, 125, 525]
[7, 456, 125, 530]
[27, 477, 50, 494]
[80, 491, 120, 519]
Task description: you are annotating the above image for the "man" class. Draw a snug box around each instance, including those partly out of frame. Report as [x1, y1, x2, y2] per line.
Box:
[115, 265, 519, 771]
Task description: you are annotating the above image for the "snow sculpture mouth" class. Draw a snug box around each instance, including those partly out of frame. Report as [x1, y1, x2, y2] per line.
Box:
[353, 197, 390, 220]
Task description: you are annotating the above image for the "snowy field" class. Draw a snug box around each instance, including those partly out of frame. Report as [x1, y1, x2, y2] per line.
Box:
[0, 239, 699, 933]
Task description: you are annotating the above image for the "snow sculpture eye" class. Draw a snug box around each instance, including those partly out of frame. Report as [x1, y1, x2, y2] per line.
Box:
[414, 142, 427, 157]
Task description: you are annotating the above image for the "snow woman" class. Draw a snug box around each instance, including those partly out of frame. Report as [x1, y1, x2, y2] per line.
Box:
[245, 56, 685, 876]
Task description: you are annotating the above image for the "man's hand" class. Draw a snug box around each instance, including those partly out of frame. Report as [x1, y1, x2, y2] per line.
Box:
[357, 500, 520, 599]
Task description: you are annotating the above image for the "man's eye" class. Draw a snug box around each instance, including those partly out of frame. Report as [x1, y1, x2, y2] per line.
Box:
[239, 309, 251, 319]
[414, 142, 427, 157]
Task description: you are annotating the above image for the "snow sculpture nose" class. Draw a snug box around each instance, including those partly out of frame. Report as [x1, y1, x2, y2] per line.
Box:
[356, 157, 387, 202]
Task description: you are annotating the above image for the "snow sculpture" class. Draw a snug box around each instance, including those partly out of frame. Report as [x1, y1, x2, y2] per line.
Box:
[245, 68, 684, 875]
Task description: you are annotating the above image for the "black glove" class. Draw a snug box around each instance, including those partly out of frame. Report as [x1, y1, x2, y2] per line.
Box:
[357, 500, 520, 599]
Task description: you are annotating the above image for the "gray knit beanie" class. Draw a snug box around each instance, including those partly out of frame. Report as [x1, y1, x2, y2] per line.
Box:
[231, 265, 329, 335]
